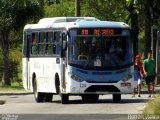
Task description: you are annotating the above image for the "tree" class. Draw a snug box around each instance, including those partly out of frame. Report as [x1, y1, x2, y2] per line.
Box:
[149, 0, 160, 59]
[0, 0, 43, 85]
[141, 0, 160, 58]
[44, 0, 74, 17]
[126, 0, 139, 57]
[81, 0, 128, 21]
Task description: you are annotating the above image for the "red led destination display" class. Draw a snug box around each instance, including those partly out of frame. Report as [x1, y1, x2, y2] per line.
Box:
[78, 28, 121, 35]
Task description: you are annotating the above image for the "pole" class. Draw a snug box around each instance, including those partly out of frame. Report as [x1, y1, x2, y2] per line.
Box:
[75, 0, 80, 17]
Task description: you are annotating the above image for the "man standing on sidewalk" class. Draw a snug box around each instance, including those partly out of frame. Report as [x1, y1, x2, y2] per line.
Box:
[143, 50, 156, 97]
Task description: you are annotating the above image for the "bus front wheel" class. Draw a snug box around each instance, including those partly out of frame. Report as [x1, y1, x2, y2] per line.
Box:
[113, 94, 121, 103]
[61, 94, 69, 104]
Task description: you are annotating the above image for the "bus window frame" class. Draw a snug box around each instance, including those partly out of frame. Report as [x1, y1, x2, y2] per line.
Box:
[23, 31, 32, 58]
[28, 30, 63, 57]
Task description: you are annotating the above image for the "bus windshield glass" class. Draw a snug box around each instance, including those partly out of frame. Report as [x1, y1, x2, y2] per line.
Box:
[68, 29, 133, 70]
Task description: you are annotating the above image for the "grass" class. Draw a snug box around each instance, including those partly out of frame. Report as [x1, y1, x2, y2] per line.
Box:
[143, 94, 160, 114]
[0, 81, 25, 92]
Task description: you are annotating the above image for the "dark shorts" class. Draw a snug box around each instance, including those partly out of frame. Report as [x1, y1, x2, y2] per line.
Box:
[145, 75, 155, 84]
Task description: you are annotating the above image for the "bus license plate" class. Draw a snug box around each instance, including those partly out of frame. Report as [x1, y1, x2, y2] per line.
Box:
[121, 83, 131, 87]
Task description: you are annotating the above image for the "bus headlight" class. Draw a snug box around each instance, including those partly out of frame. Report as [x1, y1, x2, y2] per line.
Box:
[122, 74, 132, 82]
[71, 74, 84, 82]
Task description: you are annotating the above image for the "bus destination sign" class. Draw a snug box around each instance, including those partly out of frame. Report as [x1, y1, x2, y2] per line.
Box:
[78, 28, 121, 35]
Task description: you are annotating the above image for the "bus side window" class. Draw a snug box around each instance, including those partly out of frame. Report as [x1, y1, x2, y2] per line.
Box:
[31, 32, 38, 55]
[46, 32, 53, 55]
[39, 32, 46, 55]
[54, 32, 61, 55]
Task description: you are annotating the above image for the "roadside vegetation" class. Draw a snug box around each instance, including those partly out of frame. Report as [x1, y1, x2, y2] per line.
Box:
[0, 81, 24, 92]
[143, 94, 160, 114]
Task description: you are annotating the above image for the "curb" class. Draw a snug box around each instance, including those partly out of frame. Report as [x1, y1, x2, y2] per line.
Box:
[141, 86, 160, 94]
[0, 87, 160, 96]
[0, 92, 33, 96]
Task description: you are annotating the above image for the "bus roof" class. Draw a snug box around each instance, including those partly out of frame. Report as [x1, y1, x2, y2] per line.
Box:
[38, 17, 99, 24]
[66, 21, 130, 29]
[24, 17, 130, 31]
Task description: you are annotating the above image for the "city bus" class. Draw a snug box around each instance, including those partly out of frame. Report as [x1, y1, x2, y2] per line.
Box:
[22, 17, 134, 104]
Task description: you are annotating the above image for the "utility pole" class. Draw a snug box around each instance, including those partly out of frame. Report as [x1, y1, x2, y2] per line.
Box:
[75, 0, 80, 17]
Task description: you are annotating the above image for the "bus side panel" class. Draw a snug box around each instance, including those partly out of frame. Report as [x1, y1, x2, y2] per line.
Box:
[29, 58, 61, 93]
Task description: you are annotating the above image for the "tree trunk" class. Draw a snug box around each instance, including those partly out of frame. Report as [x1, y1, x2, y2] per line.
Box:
[75, 0, 80, 17]
[1, 28, 10, 86]
[144, 1, 152, 58]
[129, 3, 139, 58]
[153, 29, 157, 60]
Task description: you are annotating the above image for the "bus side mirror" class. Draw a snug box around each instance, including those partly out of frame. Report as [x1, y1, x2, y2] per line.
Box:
[62, 31, 67, 51]
[61, 31, 67, 57]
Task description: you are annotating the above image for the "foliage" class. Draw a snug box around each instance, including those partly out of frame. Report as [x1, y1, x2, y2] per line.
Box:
[0, 0, 44, 29]
[81, 0, 128, 22]
[9, 30, 22, 82]
[138, 31, 145, 55]
[0, 0, 44, 85]
[0, 81, 24, 91]
[44, 0, 74, 17]
[143, 95, 160, 114]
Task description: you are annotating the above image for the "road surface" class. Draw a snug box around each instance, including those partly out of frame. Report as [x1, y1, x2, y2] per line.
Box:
[0, 94, 154, 120]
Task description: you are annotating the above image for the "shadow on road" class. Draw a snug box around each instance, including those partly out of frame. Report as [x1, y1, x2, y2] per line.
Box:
[52, 98, 151, 104]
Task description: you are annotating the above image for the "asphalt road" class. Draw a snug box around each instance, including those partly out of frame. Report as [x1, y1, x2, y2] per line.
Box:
[0, 94, 156, 120]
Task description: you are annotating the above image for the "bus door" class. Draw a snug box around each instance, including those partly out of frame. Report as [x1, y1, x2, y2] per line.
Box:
[156, 31, 160, 84]
[23, 32, 31, 90]
[61, 31, 67, 91]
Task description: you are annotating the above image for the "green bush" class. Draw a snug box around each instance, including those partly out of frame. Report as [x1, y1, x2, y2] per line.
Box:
[143, 95, 160, 114]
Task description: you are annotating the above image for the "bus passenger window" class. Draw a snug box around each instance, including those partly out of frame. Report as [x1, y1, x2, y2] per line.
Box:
[31, 33, 38, 55]
[32, 34, 36, 44]
[39, 32, 46, 55]
[47, 32, 53, 43]
[54, 32, 61, 55]
[45, 32, 53, 55]
[46, 44, 53, 55]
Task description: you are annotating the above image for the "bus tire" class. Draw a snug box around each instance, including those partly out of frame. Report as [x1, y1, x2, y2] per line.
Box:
[113, 94, 121, 103]
[81, 95, 90, 101]
[61, 94, 69, 104]
[55, 74, 60, 94]
[91, 94, 99, 102]
[33, 79, 44, 103]
[44, 93, 53, 102]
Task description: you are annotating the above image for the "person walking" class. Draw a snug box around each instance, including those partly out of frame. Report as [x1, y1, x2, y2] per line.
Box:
[132, 59, 140, 97]
[135, 54, 144, 97]
[143, 50, 156, 97]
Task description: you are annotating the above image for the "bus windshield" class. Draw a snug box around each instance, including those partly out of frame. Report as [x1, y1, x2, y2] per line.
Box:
[68, 32, 133, 70]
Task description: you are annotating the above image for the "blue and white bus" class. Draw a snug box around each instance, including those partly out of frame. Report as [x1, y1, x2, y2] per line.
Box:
[22, 17, 134, 104]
